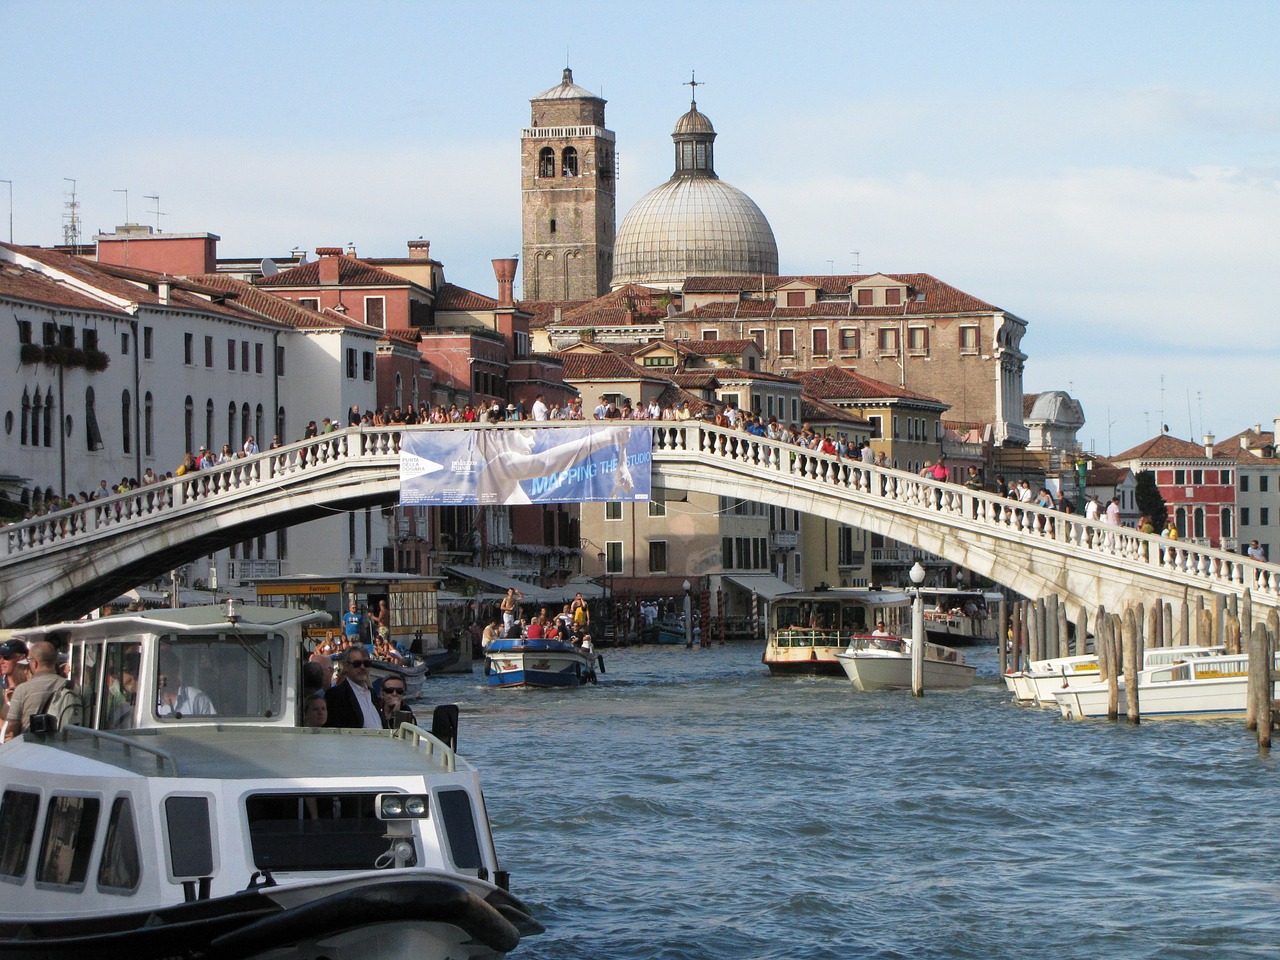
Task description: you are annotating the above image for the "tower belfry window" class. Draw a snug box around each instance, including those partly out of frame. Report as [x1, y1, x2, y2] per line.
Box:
[695, 142, 707, 169]
[562, 147, 578, 177]
[538, 147, 555, 178]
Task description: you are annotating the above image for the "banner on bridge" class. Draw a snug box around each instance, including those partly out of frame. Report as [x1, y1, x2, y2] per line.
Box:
[399, 426, 652, 506]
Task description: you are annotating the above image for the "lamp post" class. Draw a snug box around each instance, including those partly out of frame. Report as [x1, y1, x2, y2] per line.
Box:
[909, 560, 926, 697]
[683, 579, 693, 649]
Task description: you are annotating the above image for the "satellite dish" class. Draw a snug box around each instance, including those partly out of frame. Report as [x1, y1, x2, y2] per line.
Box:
[260, 258, 278, 277]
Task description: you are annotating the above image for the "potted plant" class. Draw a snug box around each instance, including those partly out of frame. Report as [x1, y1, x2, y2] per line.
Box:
[19, 343, 43, 365]
[85, 350, 111, 372]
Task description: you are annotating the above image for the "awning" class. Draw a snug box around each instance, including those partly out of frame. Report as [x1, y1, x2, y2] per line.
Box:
[442, 565, 600, 604]
[721, 574, 799, 600]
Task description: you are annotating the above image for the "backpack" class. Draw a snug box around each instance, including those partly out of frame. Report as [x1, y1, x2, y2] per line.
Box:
[38, 680, 84, 731]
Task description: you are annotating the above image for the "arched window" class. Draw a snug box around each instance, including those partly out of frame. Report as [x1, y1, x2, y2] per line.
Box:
[538, 147, 555, 178]
[205, 399, 215, 451]
[86, 387, 103, 451]
[1175, 507, 1186, 538]
[241, 402, 250, 446]
[1193, 507, 1205, 540]
[227, 401, 237, 449]
[185, 397, 194, 453]
[1221, 507, 1233, 540]
[255, 404, 264, 443]
[20, 389, 29, 445]
[277, 406, 286, 442]
[144, 393, 154, 456]
[562, 146, 578, 177]
[121, 390, 132, 454]
[395, 373, 403, 409]
[31, 391, 42, 447]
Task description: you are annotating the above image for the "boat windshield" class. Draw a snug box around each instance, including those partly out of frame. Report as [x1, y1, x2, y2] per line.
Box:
[147, 632, 286, 722]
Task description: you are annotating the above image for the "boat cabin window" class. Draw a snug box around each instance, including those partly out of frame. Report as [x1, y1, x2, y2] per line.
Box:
[0, 789, 41, 881]
[165, 795, 214, 879]
[153, 633, 286, 722]
[100, 641, 142, 730]
[36, 795, 100, 890]
[437, 788, 483, 871]
[97, 795, 141, 894]
[246, 792, 409, 871]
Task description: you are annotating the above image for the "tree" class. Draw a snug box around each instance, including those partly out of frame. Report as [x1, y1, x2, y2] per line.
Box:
[1134, 470, 1167, 530]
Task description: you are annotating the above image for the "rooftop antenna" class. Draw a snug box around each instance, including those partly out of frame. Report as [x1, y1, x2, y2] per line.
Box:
[826, 260, 834, 274]
[62, 178, 81, 248]
[143, 194, 165, 232]
[1158, 374, 1165, 435]
[1107, 407, 1117, 456]
[113, 188, 129, 224]
[0, 179, 11, 243]
[1196, 391, 1204, 440]
[851, 251, 861, 275]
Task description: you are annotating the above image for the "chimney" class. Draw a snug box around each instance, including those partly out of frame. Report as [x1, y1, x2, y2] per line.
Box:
[1274, 417, 1280, 443]
[316, 247, 342, 285]
[1203, 434, 1215, 458]
[492, 258, 518, 308]
[407, 239, 432, 261]
[157, 277, 171, 304]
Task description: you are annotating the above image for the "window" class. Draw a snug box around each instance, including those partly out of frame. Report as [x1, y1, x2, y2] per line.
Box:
[16, 319, 32, 344]
[857, 288, 873, 306]
[885, 288, 902, 306]
[85, 387, 103, 451]
[605, 541, 623, 574]
[298, 298, 319, 311]
[1262, 476, 1270, 493]
[121, 390, 131, 454]
[907, 327, 929, 355]
[184, 332, 194, 365]
[365, 297, 385, 328]
[778, 328, 795, 356]
[1192, 470, 1203, 485]
[227, 339, 236, 370]
[643, 355, 675, 367]
[720, 393, 741, 410]
[721, 537, 733, 568]
[839, 328, 860, 354]
[1242, 507, 1250, 526]
[277, 345, 285, 377]
[346, 348, 358, 379]
[649, 540, 668, 573]
[878, 327, 899, 355]
[362, 351, 375, 382]
[164, 796, 213, 879]
[960, 326, 980, 354]
[245, 792, 389, 871]
[204, 336, 213, 367]
[562, 146, 578, 176]
[749, 329, 765, 353]
[1193, 508, 1205, 539]
[867, 415, 882, 439]
[549, 218, 556, 234]
[241, 341, 250, 371]
[1263, 508, 1271, 526]
[121, 332, 129, 355]
[538, 147, 555, 177]
[144, 393, 154, 456]
[97, 796, 141, 893]
[786, 291, 805, 307]
[184, 397, 194, 452]
[605, 501, 622, 521]
[812, 328, 828, 357]
[0, 790, 40, 879]
[255, 342, 263, 374]
[37, 796, 100, 888]
[1220, 470, 1231, 485]
[143, 327, 153, 360]
[1222, 508, 1233, 540]
[701, 329, 718, 341]
[1174, 469, 1186, 485]
[648, 491, 667, 517]
[437, 789, 483, 871]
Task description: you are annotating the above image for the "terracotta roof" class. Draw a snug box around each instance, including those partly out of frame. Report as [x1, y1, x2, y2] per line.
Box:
[256, 255, 416, 289]
[1023, 392, 1042, 418]
[654, 382, 716, 416]
[675, 338, 758, 356]
[516, 299, 590, 330]
[0, 261, 131, 317]
[189, 274, 380, 333]
[678, 273, 1001, 315]
[670, 371, 721, 390]
[435, 283, 497, 311]
[1086, 464, 1133, 486]
[558, 352, 651, 381]
[536, 283, 678, 327]
[1111, 434, 1212, 462]
[1215, 428, 1278, 459]
[801, 395, 872, 428]
[794, 364, 944, 405]
[709, 367, 795, 384]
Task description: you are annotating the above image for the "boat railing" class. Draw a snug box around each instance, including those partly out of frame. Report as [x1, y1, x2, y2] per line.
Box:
[774, 628, 847, 648]
[845, 636, 906, 653]
[55, 725, 180, 774]
[392, 721, 457, 773]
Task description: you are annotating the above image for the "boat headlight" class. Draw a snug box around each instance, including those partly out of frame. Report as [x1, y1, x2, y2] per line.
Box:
[377, 792, 430, 820]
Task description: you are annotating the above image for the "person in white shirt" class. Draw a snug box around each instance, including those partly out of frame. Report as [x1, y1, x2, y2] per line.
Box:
[1247, 539, 1265, 561]
[530, 395, 549, 421]
[1104, 498, 1121, 525]
[1085, 496, 1100, 521]
[243, 435, 259, 455]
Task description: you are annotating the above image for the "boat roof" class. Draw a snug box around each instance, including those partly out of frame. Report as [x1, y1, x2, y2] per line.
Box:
[773, 588, 911, 604]
[918, 587, 1004, 599]
[14, 603, 330, 643]
[11, 725, 468, 780]
[254, 573, 443, 587]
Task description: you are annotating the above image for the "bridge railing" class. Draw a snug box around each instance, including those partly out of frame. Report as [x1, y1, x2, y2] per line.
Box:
[5, 421, 1279, 604]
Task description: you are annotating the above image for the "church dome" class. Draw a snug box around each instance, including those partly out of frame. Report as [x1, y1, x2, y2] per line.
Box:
[611, 97, 778, 289]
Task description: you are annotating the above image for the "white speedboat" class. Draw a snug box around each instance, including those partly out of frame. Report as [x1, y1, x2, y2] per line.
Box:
[836, 635, 976, 691]
[483, 636, 601, 688]
[1011, 645, 1224, 707]
[1052, 649, 1276, 720]
[0, 602, 541, 959]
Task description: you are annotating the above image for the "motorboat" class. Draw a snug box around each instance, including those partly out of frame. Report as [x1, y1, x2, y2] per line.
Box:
[1010, 645, 1224, 707]
[367, 653, 432, 698]
[917, 588, 1004, 646]
[483, 636, 602, 688]
[836, 635, 976, 691]
[0, 601, 541, 959]
[1053, 649, 1277, 720]
[763, 589, 911, 676]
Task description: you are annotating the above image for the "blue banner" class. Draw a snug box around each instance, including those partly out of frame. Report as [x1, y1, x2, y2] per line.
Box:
[399, 426, 652, 506]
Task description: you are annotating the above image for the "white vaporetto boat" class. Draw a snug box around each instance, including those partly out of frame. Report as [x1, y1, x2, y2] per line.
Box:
[1052, 649, 1277, 720]
[763, 590, 912, 677]
[0, 602, 541, 960]
[836, 635, 976, 691]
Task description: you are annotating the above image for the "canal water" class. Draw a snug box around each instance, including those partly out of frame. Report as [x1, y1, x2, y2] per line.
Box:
[424, 645, 1279, 960]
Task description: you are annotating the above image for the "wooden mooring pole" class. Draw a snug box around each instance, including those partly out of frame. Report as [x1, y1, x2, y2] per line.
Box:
[1122, 609, 1140, 724]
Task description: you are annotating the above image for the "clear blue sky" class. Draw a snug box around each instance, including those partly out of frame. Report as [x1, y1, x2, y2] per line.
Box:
[5, 0, 1278, 454]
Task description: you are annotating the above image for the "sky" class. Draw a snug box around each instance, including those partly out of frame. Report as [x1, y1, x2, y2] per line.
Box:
[5, 0, 1278, 455]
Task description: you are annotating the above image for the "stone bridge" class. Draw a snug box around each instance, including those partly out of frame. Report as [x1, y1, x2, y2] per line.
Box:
[3, 422, 1277, 627]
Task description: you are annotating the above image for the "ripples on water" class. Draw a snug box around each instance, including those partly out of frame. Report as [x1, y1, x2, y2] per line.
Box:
[424, 646, 1280, 960]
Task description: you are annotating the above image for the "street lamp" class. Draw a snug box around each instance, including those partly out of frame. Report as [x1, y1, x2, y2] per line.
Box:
[683, 579, 693, 648]
[909, 561, 926, 697]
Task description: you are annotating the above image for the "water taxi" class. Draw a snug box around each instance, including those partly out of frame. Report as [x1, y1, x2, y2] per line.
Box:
[762, 589, 911, 677]
[836, 635, 976, 691]
[918, 588, 1004, 646]
[0, 602, 540, 959]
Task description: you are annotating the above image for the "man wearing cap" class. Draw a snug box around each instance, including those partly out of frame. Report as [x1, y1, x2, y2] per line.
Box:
[1, 639, 31, 723]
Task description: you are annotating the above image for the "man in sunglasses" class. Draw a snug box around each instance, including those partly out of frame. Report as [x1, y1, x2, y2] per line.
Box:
[324, 649, 383, 729]
[377, 678, 415, 729]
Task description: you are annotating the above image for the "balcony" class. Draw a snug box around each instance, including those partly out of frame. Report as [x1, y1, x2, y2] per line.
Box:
[228, 559, 281, 583]
[771, 530, 799, 550]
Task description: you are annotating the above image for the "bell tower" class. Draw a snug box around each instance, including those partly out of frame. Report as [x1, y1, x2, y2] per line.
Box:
[520, 68, 616, 301]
